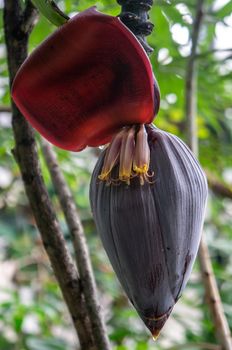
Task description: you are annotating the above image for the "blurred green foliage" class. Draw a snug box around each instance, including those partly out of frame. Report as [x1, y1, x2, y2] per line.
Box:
[0, 0, 232, 349]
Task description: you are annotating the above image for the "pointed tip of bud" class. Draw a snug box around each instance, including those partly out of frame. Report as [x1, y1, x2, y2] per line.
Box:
[140, 307, 173, 340]
[152, 329, 161, 341]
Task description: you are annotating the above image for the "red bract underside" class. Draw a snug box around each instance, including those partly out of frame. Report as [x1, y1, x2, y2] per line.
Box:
[12, 7, 157, 151]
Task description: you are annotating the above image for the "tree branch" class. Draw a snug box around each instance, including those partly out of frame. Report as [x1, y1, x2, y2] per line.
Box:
[22, 1, 39, 34]
[0, 105, 11, 113]
[198, 242, 232, 350]
[196, 48, 232, 59]
[185, 0, 204, 156]
[41, 139, 111, 350]
[206, 171, 232, 200]
[185, 1, 232, 349]
[3, 1, 101, 349]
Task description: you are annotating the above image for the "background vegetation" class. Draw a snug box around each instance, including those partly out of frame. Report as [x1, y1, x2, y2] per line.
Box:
[0, 0, 232, 349]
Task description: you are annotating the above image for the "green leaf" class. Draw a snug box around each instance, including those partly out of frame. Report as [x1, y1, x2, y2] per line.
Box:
[215, 1, 232, 18]
[31, 0, 69, 26]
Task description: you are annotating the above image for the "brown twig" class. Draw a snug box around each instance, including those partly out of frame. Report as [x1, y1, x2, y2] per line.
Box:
[206, 171, 232, 200]
[3, 1, 101, 349]
[196, 48, 232, 59]
[185, 1, 232, 349]
[0, 105, 11, 113]
[199, 242, 232, 350]
[22, 1, 39, 34]
[41, 139, 111, 350]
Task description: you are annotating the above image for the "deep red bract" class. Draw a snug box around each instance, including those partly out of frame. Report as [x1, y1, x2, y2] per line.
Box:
[12, 7, 158, 151]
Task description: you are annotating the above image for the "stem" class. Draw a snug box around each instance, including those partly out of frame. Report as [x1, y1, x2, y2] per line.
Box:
[3, 1, 97, 349]
[185, 1, 232, 349]
[41, 140, 111, 350]
[117, 0, 154, 54]
[117, 0, 160, 127]
[31, 0, 69, 26]
[185, 0, 204, 156]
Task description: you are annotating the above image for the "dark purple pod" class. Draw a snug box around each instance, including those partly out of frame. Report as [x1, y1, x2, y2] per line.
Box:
[90, 125, 208, 337]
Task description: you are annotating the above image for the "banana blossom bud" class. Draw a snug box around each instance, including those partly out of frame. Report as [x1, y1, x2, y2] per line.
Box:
[90, 124, 208, 338]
